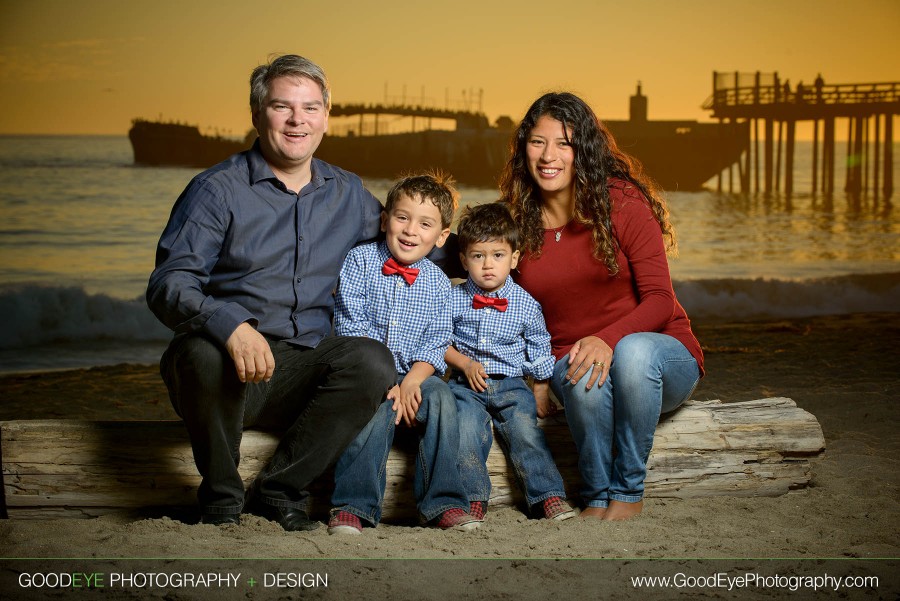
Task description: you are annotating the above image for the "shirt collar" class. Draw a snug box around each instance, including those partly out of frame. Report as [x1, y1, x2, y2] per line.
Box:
[246, 139, 274, 185]
[246, 139, 335, 188]
[377, 240, 429, 271]
[464, 276, 512, 298]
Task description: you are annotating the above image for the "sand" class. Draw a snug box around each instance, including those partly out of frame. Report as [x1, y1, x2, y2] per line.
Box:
[1, 313, 898, 599]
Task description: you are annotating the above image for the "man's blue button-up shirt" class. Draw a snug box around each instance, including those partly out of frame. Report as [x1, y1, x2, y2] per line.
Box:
[147, 141, 383, 348]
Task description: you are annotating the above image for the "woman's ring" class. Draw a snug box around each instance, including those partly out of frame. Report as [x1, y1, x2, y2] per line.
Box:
[594, 361, 605, 369]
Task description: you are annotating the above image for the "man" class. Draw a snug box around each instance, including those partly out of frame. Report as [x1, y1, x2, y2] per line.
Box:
[147, 54, 396, 530]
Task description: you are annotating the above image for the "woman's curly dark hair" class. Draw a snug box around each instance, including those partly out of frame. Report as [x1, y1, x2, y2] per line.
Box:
[499, 92, 676, 274]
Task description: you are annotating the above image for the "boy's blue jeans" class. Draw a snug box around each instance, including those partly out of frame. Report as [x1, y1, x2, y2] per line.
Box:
[330, 375, 468, 525]
[550, 332, 700, 508]
[450, 375, 567, 508]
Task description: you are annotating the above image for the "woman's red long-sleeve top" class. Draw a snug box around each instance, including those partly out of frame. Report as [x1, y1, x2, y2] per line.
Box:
[514, 180, 704, 375]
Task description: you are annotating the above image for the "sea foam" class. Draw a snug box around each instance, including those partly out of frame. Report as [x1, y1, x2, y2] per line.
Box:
[2, 274, 898, 350]
[0, 285, 170, 349]
[675, 272, 900, 322]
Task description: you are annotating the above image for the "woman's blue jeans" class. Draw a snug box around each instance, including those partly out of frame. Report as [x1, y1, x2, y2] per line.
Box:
[330, 375, 469, 525]
[450, 375, 566, 508]
[550, 332, 700, 507]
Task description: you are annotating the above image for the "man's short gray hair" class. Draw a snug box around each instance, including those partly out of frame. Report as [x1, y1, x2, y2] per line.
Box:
[249, 54, 331, 113]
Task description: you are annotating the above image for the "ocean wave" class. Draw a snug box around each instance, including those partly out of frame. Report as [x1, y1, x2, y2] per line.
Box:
[675, 272, 900, 322]
[0, 285, 170, 349]
[1, 275, 898, 350]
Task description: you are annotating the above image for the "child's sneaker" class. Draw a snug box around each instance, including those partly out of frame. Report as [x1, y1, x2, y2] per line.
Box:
[431, 508, 482, 531]
[327, 510, 363, 535]
[469, 501, 487, 521]
[542, 496, 576, 521]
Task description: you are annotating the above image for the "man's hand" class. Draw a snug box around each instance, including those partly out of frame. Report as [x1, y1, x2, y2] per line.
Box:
[225, 322, 275, 383]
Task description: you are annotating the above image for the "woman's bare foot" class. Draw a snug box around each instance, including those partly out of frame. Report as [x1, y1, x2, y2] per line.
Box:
[580, 506, 607, 519]
[602, 500, 643, 521]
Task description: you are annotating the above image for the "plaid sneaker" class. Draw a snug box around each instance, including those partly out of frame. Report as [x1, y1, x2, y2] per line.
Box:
[542, 496, 576, 521]
[327, 510, 363, 535]
[431, 508, 482, 531]
[469, 501, 487, 521]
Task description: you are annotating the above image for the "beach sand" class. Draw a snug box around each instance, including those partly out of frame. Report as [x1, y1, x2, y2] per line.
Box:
[1, 313, 898, 599]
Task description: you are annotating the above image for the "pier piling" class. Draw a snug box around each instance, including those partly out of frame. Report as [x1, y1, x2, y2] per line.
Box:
[705, 72, 899, 198]
[885, 115, 894, 199]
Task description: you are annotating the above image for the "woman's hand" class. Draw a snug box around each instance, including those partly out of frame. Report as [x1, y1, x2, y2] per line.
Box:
[566, 336, 612, 390]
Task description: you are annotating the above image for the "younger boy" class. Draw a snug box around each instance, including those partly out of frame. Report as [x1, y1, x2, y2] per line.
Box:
[446, 203, 575, 522]
[327, 172, 480, 534]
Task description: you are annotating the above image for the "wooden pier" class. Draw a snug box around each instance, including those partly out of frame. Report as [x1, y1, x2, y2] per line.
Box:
[704, 71, 899, 199]
[329, 103, 491, 136]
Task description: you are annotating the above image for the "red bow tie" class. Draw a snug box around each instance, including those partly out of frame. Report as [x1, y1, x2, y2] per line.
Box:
[472, 294, 508, 312]
[382, 257, 419, 285]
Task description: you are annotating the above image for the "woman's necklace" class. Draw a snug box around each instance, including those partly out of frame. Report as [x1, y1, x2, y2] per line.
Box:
[549, 223, 565, 243]
[543, 206, 573, 243]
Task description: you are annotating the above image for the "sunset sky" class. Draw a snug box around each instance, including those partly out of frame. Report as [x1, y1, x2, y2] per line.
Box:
[1, 0, 898, 137]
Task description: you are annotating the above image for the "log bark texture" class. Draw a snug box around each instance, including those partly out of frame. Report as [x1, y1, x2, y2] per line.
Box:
[1, 398, 824, 520]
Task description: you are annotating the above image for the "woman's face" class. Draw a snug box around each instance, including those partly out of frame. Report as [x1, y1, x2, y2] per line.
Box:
[525, 115, 575, 199]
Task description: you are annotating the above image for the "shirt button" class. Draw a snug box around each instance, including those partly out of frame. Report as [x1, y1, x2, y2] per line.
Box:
[296, 277, 302, 283]
[391, 320, 398, 326]
[298, 235, 304, 242]
[480, 338, 487, 344]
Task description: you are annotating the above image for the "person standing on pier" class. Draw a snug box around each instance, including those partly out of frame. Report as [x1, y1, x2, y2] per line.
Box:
[147, 54, 396, 530]
[500, 92, 704, 521]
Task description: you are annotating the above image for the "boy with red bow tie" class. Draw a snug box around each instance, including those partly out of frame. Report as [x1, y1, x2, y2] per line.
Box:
[327, 172, 481, 534]
[446, 203, 575, 522]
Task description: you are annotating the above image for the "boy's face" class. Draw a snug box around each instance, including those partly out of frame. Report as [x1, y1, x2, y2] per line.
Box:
[460, 239, 520, 293]
[381, 192, 450, 265]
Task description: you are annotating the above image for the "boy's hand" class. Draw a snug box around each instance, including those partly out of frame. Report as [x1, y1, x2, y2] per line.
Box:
[386, 384, 402, 414]
[396, 376, 423, 427]
[464, 359, 488, 392]
[533, 380, 557, 418]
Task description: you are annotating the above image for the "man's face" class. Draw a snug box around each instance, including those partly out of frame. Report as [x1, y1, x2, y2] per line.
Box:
[252, 76, 328, 176]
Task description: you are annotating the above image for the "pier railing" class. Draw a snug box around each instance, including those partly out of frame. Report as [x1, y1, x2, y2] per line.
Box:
[702, 71, 898, 199]
[329, 102, 490, 132]
[705, 81, 900, 114]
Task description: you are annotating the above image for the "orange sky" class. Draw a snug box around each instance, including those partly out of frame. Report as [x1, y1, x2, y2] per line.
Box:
[1, 0, 898, 137]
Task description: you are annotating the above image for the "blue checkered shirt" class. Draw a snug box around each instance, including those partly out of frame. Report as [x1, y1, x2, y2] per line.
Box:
[335, 241, 451, 376]
[449, 277, 554, 380]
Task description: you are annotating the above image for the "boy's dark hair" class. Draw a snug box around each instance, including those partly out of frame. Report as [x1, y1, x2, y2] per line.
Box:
[456, 202, 520, 253]
[385, 170, 459, 228]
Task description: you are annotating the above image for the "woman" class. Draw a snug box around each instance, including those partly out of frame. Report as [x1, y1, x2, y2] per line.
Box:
[501, 92, 704, 521]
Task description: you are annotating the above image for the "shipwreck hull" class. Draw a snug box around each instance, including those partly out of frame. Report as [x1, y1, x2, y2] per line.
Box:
[315, 128, 509, 188]
[129, 118, 748, 191]
[128, 120, 247, 168]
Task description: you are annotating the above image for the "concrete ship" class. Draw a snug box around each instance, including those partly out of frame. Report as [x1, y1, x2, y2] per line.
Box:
[128, 85, 748, 191]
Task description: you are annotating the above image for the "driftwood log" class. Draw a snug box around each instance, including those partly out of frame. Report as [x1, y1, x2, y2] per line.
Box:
[1, 398, 824, 520]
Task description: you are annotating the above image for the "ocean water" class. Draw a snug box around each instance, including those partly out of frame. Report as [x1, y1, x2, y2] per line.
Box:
[1, 135, 898, 373]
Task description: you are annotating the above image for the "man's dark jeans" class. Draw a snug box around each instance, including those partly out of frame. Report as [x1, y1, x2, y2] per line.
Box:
[160, 333, 395, 517]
